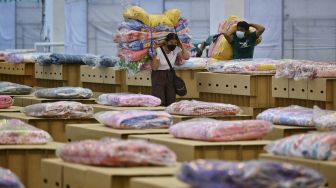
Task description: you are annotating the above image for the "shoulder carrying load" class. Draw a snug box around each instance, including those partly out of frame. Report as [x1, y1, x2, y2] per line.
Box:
[94, 110, 172, 129]
[123, 6, 180, 28]
[34, 87, 93, 99]
[0, 119, 52, 144]
[22, 101, 93, 118]
[57, 138, 176, 167]
[0, 96, 13, 109]
[170, 118, 272, 141]
[208, 15, 261, 61]
[178, 160, 325, 188]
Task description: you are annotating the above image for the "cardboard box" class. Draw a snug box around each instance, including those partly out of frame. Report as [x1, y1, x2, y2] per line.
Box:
[239, 106, 268, 119]
[288, 79, 308, 100]
[13, 96, 96, 107]
[272, 77, 289, 98]
[130, 177, 190, 188]
[129, 134, 270, 162]
[41, 159, 179, 188]
[0, 142, 63, 188]
[197, 72, 275, 108]
[35, 64, 81, 87]
[264, 125, 316, 140]
[259, 153, 335, 187]
[93, 104, 166, 113]
[66, 124, 169, 142]
[126, 70, 202, 99]
[172, 114, 252, 123]
[41, 158, 63, 188]
[0, 106, 22, 112]
[80, 66, 128, 93]
[0, 62, 35, 86]
[0, 113, 97, 142]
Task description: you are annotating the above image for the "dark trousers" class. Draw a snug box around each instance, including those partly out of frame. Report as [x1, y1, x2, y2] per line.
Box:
[151, 70, 176, 106]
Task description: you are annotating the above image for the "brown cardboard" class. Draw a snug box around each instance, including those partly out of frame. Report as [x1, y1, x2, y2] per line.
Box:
[175, 70, 203, 99]
[197, 73, 275, 108]
[93, 104, 166, 113]
[41, 159, 63, 188]
[130, 177, 190, 188]
[126, 71, 152, 87]
[44, 159, 179, 188]
[129, 134, 270, 162]
[66, 124, 169, 141]
[264, 125, 316, 140]
[259, 153, 335, 188]
[172, 114, 252, 123]
[0, 62, 35, 86]
[0, 106, 22, 112]
[0, 142, 63, 188]
[272, 76, 289, 98]
[13, 96, 96, 107]
[0, 113, 97, 142]
[288, 79, 308, 99]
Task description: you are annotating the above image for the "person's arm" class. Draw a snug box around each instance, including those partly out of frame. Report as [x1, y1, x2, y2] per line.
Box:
[177, 40, 190, 60]
[223, 25, 236, 43]
[151, 48, 160, 70]
[249, 23, 265, 38]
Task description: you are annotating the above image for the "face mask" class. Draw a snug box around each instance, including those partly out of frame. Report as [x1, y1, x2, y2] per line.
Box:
[167, 45, 177, 51]
[236, 31, 245, 39]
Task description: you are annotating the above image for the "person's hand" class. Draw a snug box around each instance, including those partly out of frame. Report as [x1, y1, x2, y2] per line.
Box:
[176, 36, 183, 47]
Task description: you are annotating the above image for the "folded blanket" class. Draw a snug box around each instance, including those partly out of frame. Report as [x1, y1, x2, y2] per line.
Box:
[0, 167, 24, 188]
[170, 118, 272, 141]
[22, 101, 93, 118]
[0, 95, 13, 109]
[265, 132, 336, 161]
[178, 160, 325, 188]
[0, 82, 32, 95]
[166, 100, 241, 116]
[313, 106, 336, 131]
[34, 87, 93, 99]
[81, 54, 119, 68]
[257, 105, 314, 126]
[57, 138, 176, 166]
[95, 110, 172, 129]
[96, 93, 161, 107]
[0, 119, 52, 144]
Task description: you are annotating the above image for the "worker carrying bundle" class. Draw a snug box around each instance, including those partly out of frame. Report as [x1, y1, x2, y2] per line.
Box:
[113, 6, 192, 75]
[208, 16, 264, 60]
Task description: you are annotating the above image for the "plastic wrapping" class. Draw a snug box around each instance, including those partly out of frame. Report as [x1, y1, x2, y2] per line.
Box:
[0, 119, 52, 144]
[95, 110, 172, 129]
[178, 160, 325, 188]
[57, 138, 176, 167]
[0, 82, 32, 95]
[22, 101, 93, 118]
[207, 58, 282, 74]
[165, 100, 241, 116]
[174, 57, 209, 70]
[96, 93, 161, 107]
[170, 118, 272, 141]
[34, 87, 93, 99]
[257, 105, 314, 126]
[0, 167, 24, 188]
[313, 106, 336, 131]
[81, 54, 119, 68]
[0, 96, 13, 109]
[275, 60, 336, 80]
[265, 132, 336, 161]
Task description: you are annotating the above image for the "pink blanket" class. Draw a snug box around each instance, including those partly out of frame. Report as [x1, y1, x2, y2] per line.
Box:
[57, 138, 176, 166]
[169, 118, 272, 141]
[0, 119, 52, 144]
[0, 95, 13, 109]
[165, 100, 241, 116]
[96, 93, 161, 107]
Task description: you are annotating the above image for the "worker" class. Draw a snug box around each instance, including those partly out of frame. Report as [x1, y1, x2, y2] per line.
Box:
[223, 21, 265, 59]
[151, 33, 190, 106]
[191, 35, 215, 57]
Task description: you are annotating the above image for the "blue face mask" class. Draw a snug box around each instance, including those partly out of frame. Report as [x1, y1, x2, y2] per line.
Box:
[236, 31, 245, 39]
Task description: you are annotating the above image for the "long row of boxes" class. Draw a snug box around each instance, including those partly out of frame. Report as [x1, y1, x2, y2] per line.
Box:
[0, 62, 35, 86]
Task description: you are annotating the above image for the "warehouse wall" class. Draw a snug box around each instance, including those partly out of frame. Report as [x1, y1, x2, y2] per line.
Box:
[284, 0, 336, 61]
[0, 2, 15, 50]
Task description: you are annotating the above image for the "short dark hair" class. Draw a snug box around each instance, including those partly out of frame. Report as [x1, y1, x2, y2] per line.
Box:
[165, 33, 178, 42]
[237, 21, 249, 30]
